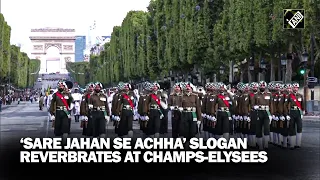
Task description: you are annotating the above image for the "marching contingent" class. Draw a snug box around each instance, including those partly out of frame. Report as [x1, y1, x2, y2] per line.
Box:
[44, 79, 305, 151]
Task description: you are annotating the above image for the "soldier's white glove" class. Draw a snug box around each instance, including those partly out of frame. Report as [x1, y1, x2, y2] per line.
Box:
[275, 116, 279, 121]
[178, 107, 183, 111]
[303, 110, 305, 115]
[268, 116, 272, 123]
[84, 116, 88, 121]
[239, 116, 243, 121]
[170, 106, 174, 110]
[243, 116, 248, 121]
[253, 105, 259, 110]
[144, 116, 149, 121]
[272, 115, 276, 120]
[140, 116, 145, 121]
[202, 113, 206, 118]
[212, 116, 217, 121]
[111, 115, 115, 120]
[197, 121, 201, 126]
[247, 117, 251, 122]
[51, 115, 55, 121]
[228, 116, 232, 120]
[280, 116, 285, 121]
[286, 115, 291, 120]
[236, 115, 240, 120]
[232, 115, 236, 119]
[79, 116, 84, 121]
[160, 114, 164, 119]
[105, 116, 110, 123]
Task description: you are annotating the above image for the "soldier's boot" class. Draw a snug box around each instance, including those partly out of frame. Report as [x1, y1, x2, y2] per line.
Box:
[128, 130, 133, 138]
[279, 134, 283, 146]
[205, 132, 209, 140]
[257, 137, 263, 150]
[273, 132, 278, 145]
[263, 135, 269, 150]
[296, 133, 302, 148]
[289, 136, 296, 150]
[223, 133, 230, 141]
[269, 132, 274, 144]
[277, 133, 282, 146]
[282, 136, 288, 148]
[155, 133, 160, 138]
[247, 135, 251, 147]
[251, 136, 256, 148]
[100, 134, 106, 138]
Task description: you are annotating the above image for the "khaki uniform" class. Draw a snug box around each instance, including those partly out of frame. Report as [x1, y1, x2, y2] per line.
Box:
[115, 91, 135, 137]
[270, 93, 280, 144]
[254, 91, 274, 149]
[180, 93, 202, 139]
[168, 92, 183, 138]
[138, 92, 149, 133]
[278, 93, 288, 147]
[50, 91, 73, 136]
[213, 93, 233, 139]
[247, 92, 258, 147]
[88, 92, 110, 137]
[234, 92, 242, 136]
[286, 92, 304, 148]
[80, 92, 93, 136]
[204, 92, 217, 137]
[240, 93, 250, 137]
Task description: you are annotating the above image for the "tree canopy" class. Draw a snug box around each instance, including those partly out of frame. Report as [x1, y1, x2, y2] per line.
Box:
[68, 0, 320, 86]
[0, 13, 41, 89]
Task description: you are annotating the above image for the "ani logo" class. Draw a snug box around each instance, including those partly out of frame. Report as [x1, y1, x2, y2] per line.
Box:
[283, 9, 305, 29]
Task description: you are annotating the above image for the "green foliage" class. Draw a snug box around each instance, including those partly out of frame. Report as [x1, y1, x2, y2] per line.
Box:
[0, 13, 40, 88]
[66, 0, 319, 85]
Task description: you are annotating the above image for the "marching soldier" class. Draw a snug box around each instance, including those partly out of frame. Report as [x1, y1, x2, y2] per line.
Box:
[138, 82, 152, 137]
[286, 82, 304, 149]
[180, 82, 202, 140]
[80, 83, 94, 136]
[278, 84, 289, 148]
[271, 83, 282, 146]
[213, 82, 234, 140]
[143, 82, 168, 138]
[115, 83, 135, 138]
[71, 88, 82, 122]
[254, 81, 274, 150]
[88, 82, 110, 138]
[168, 83, 183, 138]
[240, 83, 251, 144]
[201, 83, 211, 139]
[234, 82, 244, 138]
[248, 82, 259, 148]
[46, 89, 54, 122]
[111, 83, 123, 129]
[50, 80, 74, 144]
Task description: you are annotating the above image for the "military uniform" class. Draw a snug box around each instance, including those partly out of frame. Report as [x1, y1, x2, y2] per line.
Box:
[115, 85, 135, 137]
[168, 87, 183, 138]
[254, 81, 274, 150]
[248, 82, 259, 148]
[80, 89, 93, 136]
[202, 83, 216, 139]
[50, 81, 73, 138]
[88, 82, 110, 137]
[278, 86, 288, 148]
[286, 83, 304, 149]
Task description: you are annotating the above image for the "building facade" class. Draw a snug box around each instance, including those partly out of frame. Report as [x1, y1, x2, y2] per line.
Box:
[75, 36, 86, 62]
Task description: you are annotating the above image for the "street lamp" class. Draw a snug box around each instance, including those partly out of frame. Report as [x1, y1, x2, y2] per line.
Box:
[195, 71, 200, 77]
[260, 58, 266, 69]
[281, 54, 287, 66]
[234, 64, 239, 72]
[249, 57, 254, 71]
[219, 66, 225, 74]
[164, 76, 168, 81]
[302, 51, 309, 62]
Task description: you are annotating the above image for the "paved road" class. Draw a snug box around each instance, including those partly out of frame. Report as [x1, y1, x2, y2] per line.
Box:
[0, 103, 319, 179]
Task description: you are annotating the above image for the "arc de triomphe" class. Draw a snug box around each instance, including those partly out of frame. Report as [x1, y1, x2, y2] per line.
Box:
[29, 27, 76, 74]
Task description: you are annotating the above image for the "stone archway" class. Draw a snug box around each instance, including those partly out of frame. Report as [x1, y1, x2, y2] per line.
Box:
[29, 27, 76, 74]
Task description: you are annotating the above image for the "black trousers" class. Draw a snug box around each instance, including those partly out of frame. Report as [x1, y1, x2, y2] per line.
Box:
[146, 109, 161, 136]
[171, 110, 181, 138]
[116, 109, 133, 136]
[256, 111, 270, 138]
[179, 112, 197, 139]
[216, 111, 229, 135]
[248, 110, 258, 135]
[91, 111, 106, 137]
[54, 110, 71, 136]
[288, 110, 302, 136]
[160, 109, 168, 134]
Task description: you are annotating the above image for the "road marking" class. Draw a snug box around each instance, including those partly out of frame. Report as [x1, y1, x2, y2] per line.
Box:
[0, 129, 11, 132]
[25, 128, 38, 131]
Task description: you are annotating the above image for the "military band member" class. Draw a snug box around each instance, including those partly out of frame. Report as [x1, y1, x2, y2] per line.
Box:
[213, 83, 234, 140]
[168, 83, 183, 138]
[50, 81, 74, 144]
[248, 82, 259, 148]
[254, 81, 274, 150]
[88, 82, 110, 138]
[180, 82, 202, 140]
[138, 82, 151, 137]
[143, 82, 167, 138]
[115, 83, 135, 138]
[80, 83, 94, 136]
[286, 82, 305, 149]
[278, 84, 288, 148]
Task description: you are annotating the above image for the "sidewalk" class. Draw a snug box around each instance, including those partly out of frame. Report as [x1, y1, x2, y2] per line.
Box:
[0, 101, 28, 111]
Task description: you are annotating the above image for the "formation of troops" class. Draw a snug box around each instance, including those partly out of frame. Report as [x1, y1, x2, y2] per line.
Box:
[46, 79, 305, 150]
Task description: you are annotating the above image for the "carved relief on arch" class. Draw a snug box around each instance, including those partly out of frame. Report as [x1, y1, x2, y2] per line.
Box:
[63, 45, 73, 50]
[64, 57, 71, 62]
[44, 43, 62, 51]
[33, 45, 43, 50]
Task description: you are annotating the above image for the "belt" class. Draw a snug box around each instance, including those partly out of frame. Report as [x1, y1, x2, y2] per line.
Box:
[173, 106, 181, 110]
[123, 105, 133, 110]
[93, 106, 105, 111]
[56, 106, 67, 110]
[183, 107, 196, 112]
[218, 107, 229, 111]
[291, 106, 300, 110]
[150, 104, 160, 109]
[258, 105, 269, 110]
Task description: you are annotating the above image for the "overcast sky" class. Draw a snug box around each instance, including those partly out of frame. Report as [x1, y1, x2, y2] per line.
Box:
[1, 0, 150, 55]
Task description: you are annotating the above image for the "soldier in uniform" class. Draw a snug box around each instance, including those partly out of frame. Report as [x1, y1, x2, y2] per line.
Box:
[80, 83, 94, 136]
[50, 80, 74, 144]
[234, 82, 243, 138]
[143, 82, 168, 138]
[111, 83, 123, 130]
[271, 83, 282, 146]
[278, 84, 288, 148]
[286, 82, 304, 149]
[71, 88, 82, 122]
[254, 81, 274, 150]
[115, 83, 135, 138]
[201, 83, 211, 139]
[247, 82, 259, 148]
[46, 89, 54, 122]
[180, 82, 202, 140]
[240, 83, 251, 143]
[138, 82, 152, 137]
[168, 82, 183, 138]
[88, 82, 110, 138]
[213, 82, 234, 140]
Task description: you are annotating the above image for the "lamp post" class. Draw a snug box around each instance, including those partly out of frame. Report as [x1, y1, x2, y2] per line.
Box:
[219, 66, 225, 81]
[249, 57, 254, 82]
[281, 54, 287, 83]
[260, 58, 267, 81]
